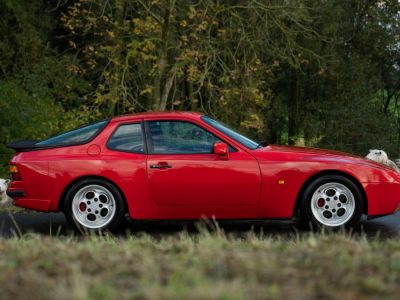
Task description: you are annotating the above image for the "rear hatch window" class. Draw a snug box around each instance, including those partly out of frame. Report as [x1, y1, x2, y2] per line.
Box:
[8, 120, 109, 151]
[37, 120, 108, 146]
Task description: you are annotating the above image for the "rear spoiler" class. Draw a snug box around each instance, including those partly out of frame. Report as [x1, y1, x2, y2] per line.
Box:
[7, 140, 41, 152]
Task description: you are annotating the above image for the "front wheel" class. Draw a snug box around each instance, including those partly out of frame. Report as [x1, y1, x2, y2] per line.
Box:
[301, 175, 363, 229]
[64, 178, 125, 233]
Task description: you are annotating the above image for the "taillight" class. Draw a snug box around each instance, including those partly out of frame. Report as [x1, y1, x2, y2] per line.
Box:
[10, 164, 22, 181]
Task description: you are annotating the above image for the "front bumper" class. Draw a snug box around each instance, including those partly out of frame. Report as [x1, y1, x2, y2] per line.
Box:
[363, 182, 400, 217]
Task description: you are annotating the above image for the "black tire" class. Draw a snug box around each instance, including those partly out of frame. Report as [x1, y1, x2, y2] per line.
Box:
[63, 178, 126, 233]
[300, 174, 363, 230]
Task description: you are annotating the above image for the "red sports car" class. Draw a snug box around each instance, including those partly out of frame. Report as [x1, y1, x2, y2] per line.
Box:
[6, 112, 400, 231]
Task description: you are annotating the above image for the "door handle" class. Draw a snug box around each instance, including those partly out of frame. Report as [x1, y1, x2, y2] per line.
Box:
[150, 163, 172, 169]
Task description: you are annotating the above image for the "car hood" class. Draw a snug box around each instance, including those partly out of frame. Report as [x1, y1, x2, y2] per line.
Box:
[253, 145, 394, 171]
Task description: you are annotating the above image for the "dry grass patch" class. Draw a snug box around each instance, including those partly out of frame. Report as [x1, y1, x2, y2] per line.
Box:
[0, 230, 399, 300]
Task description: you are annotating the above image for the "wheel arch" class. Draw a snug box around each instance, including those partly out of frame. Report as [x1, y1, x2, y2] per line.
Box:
[292, 170, 368, 218]
[58, 175, 127, 212]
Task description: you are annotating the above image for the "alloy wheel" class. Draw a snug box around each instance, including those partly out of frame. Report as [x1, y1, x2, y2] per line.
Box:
[71, 184, 116, 229]
[310, 182, 355, 227]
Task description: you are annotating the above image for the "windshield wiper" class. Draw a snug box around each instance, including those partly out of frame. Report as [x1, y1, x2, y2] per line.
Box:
[256, 140, 269, 148]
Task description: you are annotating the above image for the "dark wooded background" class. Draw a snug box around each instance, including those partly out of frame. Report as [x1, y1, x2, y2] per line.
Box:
[1, 0, 400, 174]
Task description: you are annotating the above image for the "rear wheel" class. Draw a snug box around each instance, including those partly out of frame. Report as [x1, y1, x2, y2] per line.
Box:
[301, 175, 363, 229]
[64, 178, 125, 233]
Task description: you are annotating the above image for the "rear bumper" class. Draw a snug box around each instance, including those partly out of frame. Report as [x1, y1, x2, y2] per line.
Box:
[6, 188, 51, 212]
[6, 190, 25, 198]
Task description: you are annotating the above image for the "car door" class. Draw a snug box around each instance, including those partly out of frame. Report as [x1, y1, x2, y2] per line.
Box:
[145, 119, 261, 215]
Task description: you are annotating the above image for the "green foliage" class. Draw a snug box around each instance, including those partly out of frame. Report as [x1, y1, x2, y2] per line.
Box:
[0, 0, 400, 170]
[0, 0, 96, 173]
[0, 76, 61, 171]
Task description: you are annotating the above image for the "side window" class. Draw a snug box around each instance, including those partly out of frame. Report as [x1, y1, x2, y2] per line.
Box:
[148, 121, 229, 154]
[107, 123, 145, 153]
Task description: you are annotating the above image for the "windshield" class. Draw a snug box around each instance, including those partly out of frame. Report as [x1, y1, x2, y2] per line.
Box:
[36, 120, 109, 146]
[201, 115, 259, 149]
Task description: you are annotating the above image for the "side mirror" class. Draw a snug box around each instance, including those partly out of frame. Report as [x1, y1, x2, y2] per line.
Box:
[213, 142, 229, 160]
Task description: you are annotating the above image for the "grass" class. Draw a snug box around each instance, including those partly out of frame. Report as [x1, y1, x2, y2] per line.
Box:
[0, 203, 29, 214]
[0, 161, 399, 299]
[0, 228, 399, 300]
[0, 156, 399, 299]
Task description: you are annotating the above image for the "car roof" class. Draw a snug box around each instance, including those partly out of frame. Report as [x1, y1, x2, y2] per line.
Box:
[110, 111, 203, 123]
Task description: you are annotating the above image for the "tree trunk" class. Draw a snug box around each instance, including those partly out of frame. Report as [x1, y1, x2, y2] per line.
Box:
[183, 67, 195, 110]
[154, 0, 171, 111]
[288, 69, 299, 145]
[160, 66, 176, 111]
[107, 0, 125, 116]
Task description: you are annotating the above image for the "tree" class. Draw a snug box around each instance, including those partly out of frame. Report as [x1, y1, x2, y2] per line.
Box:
[1, 0, 400, 176]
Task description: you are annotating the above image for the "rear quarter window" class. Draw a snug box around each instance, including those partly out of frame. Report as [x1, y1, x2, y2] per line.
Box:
[107, 123, 145, 153]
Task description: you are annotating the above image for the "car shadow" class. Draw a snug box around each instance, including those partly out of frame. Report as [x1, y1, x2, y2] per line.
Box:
[0, 212, 399, 239]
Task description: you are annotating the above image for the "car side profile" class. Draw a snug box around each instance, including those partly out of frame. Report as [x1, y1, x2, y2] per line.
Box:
[6, 112, 400, 231]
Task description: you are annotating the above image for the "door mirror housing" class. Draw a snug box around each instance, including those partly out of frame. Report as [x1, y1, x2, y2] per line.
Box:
[213, 142, 229, 160]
